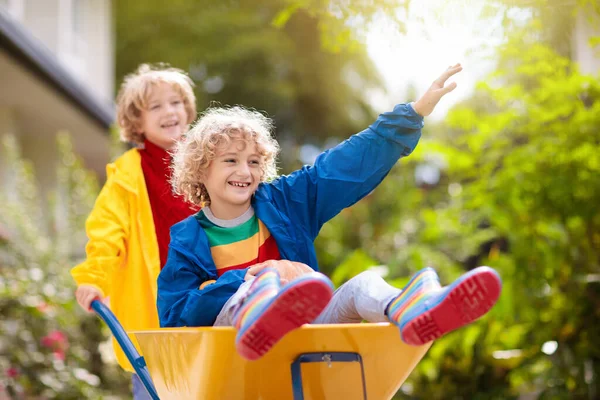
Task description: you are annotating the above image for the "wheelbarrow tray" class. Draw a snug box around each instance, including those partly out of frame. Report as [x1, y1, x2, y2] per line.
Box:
[132, 323, 430, 400]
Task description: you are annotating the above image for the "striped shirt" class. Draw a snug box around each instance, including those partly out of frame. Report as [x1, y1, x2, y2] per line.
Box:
[195, 207, 281, 276]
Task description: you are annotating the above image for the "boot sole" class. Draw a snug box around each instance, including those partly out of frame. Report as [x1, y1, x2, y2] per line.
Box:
[399, 267, 502, 345]
[236, 276, 333, 360]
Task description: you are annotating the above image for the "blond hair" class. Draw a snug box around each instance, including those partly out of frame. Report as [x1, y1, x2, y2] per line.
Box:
[116, 63, 197, 145]
[171, 106, 280, 206]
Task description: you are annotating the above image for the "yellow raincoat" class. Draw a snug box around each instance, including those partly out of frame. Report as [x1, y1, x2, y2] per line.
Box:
[71, 149, 160, 372]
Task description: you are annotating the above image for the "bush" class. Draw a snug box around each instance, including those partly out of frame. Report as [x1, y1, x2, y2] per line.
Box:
[0, 134, 130, 399]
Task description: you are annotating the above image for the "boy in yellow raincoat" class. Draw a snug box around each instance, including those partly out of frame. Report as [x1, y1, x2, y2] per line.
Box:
[70, 64, 198, 399]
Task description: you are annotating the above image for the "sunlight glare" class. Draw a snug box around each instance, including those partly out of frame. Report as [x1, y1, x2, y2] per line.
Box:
[365, 0, 507, 119]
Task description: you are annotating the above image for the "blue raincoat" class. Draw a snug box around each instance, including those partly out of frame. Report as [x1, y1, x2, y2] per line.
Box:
[157, 103, 424, 327]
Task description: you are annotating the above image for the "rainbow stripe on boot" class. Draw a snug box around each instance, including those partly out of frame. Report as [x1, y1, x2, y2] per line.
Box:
[387, 266, 502, 346]
[234, 268, 334, 360]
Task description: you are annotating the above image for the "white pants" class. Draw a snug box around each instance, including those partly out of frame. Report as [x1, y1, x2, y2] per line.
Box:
[214, 271, 400, 326]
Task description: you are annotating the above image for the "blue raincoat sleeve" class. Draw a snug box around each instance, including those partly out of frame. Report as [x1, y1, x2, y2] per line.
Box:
[157, 218, 247, 327]
[266, 103, 424, 239]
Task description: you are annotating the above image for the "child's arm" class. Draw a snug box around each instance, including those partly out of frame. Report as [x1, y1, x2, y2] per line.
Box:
[157, 220, 248, 327]
[71, 177, 129, 311]
[158, 230, 313, 326]
[265, 65, 462, 239]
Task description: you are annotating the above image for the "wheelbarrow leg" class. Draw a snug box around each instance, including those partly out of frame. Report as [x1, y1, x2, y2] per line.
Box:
[91, 300, 160, 400]
[290, 352, 367, 400]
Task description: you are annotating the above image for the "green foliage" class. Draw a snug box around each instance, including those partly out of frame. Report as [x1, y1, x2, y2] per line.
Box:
[274, 0, 409, 52]
[495, 0, 600, 58]
[428, 37, 600, 399]
[114, 0, 383, 151]
[318, 19, 600, 399]
[0, 135, 130, 399]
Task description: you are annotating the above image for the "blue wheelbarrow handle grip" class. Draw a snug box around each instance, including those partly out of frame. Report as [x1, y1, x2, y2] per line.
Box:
[91, 299, 160, 400]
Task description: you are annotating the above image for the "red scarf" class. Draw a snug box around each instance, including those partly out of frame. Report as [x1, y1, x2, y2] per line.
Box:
[139, 140, 199, 269]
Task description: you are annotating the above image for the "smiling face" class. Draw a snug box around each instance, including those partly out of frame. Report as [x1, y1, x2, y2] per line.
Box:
[203, 138, 263, 219]
[139, 83, 189, 150]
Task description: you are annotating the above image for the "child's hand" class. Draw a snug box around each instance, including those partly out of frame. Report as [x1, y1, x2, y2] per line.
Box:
[245, 260, 313, 284]
[413, 63, 463, 117]
[272, 260, 313, 284]
[75, 285, 103, 313]
[245, 261, 270, 280]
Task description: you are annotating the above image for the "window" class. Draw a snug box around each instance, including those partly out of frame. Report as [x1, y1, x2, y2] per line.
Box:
[72, 0, 85, 42]
[70, 0, 86, 56]
[58, 0, 87, 80]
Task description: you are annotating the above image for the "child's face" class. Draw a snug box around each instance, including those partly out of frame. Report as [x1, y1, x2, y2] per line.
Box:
[203, 139, 262, 219]
[139, 83, 188, 150]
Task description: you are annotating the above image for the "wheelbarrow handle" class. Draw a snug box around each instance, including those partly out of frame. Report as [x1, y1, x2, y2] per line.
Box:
[91, 299, 160, 400]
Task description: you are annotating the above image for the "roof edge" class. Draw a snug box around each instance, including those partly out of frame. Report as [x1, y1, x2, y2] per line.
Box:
[0, 9, 114, 130]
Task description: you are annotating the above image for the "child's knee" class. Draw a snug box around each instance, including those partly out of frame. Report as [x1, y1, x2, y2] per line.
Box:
[350, 270, 383, 285]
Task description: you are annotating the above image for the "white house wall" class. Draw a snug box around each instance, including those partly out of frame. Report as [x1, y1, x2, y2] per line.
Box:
[13, 0, 114, 105]
[573, 6, 600, 75]
[0, 51, 110, 190]
[83, 0, 114, 105]
[1, 0, 113, 189]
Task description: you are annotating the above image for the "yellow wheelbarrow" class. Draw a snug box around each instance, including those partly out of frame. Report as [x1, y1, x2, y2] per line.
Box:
[91, 301, 430, 399]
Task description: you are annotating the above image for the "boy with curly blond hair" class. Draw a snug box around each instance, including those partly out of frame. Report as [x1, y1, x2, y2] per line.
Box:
[158, 64, 502, 361]
[71, 64, 198, 398]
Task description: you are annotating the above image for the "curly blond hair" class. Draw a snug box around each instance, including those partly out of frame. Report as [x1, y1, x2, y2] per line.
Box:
[171, 106, 280, 206]
[116, 63, 197, 145]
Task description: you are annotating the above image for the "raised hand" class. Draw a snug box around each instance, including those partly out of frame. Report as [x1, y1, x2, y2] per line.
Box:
[413, 63, 463, 117]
